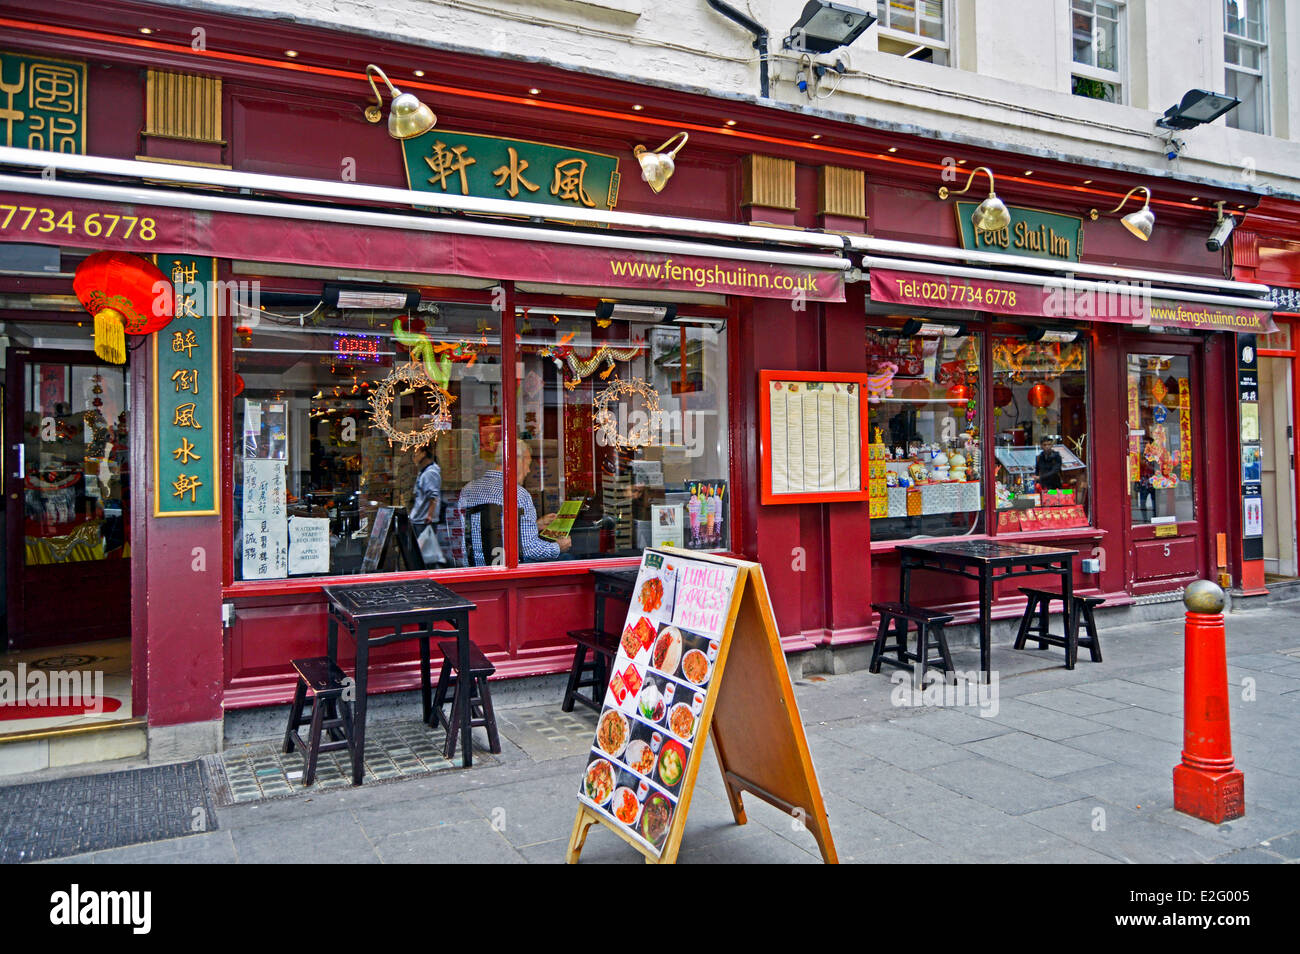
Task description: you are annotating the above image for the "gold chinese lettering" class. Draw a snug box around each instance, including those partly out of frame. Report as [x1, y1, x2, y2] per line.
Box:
[172, 473, 203, 503]
[0, 58, 83, 153]
[171, 368, 199, 394]
[173, 402, 203, 429]
[172, 436, 201, 465]
[171, 328, 198, 359]
[0, 62, 26, 148]
[424, 141, 476, 195]
[492, 146, 540, 199]
[550, 157, 596, 207]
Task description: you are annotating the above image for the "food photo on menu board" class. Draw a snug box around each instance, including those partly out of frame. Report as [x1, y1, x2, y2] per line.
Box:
[577, 549, 736, 857]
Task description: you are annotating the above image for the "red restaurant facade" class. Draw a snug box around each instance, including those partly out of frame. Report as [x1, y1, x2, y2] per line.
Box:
[0, 0, 1280, 757]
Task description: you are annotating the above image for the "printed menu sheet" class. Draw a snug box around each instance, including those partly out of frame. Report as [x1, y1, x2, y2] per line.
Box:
[242, 459, 288, 580]
[767, 379, 860, 495]
[577, 550, 737, 857]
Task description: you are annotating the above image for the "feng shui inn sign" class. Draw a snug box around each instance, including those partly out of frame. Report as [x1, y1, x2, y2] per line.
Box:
[153, 255, 219, 516]
[568, 549, 836, 864]
[401, 129, 621, 211]
[955, 201, 1083, 263]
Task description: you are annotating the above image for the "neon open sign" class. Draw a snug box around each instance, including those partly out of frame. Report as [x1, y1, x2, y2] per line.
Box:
[332, 333, 383, 362]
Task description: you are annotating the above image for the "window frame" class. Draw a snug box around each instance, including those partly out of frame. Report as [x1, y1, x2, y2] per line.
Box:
[1070, 0, 1127, 105]
[876, 0, 952, 65]
[1224, 0, 1269, 134]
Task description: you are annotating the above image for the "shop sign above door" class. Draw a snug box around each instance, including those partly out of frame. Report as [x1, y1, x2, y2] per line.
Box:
[401, 129, 620, 211]
[0, 51, 86, 153]
[955, 202, 1082, 262]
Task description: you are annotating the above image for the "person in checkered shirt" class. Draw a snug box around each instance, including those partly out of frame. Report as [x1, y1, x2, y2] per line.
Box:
[451, 441, 570, 565]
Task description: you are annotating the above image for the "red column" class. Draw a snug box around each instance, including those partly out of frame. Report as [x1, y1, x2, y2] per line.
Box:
[1172, 580, 1245, 823]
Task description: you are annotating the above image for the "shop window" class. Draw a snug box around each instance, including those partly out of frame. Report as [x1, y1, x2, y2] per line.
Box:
[509, 307, 730, 561]
[231, 300, 500, 580]
[1127, 354, 1195, 525]
[991, 334, 1091, 532]
[876, 0, 951, 65]
[1225, 0, 1268, 134]
[865, 325, 983, 540]
[1071, 0, 1125, 104]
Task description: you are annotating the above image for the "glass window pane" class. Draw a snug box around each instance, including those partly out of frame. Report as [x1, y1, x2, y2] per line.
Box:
[919, 0, 945, 40]
[1073, 75, 1120, 102]
[888, 0, 917, 33]
[509, 309, 729, 561]
[866, 328, 983, 540]
[1225, 68, 1265, 132]
[1226, 0, 1265, 42]
[1128, 354, 1194, 525]
[232, 300, 500, 578]
[991, 336, 1091, 532]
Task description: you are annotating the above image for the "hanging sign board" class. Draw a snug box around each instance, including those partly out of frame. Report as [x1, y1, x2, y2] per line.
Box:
[568, 548, 836, 864]
[954, 201, 1083, 262]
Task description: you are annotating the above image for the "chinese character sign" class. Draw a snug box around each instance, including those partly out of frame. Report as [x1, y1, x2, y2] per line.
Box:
[402, 130, 620, 212]
[154, 255, 219, 516]
[0, 51, 86, 153]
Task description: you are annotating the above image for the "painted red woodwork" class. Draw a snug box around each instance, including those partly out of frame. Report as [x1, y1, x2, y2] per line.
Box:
[758, 369, 871, 505]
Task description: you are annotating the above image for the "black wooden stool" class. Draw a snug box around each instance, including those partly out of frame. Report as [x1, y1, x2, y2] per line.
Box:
[431, 639, 501, 760]
[868, 602, 955, 683]
[561, 629, 618, 713]
[283, 656, 355, 786]
[1014, 588, 1106, 669]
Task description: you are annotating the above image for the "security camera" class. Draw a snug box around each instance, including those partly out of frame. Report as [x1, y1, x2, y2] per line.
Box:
[1207, 211, 1235, 252]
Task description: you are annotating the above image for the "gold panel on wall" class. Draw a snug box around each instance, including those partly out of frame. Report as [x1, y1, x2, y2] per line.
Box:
[145, 70, 224, 143]
[818, 166, 866, 219]
[741, 155, 796, 210]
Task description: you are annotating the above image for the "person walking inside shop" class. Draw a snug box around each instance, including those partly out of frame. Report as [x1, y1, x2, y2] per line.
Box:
[410, 444, 443, 564]
[1035, 437, 1064, 492]
[457, 440, 570, 564]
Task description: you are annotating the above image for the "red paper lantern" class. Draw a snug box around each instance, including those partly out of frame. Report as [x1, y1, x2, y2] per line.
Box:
[946, 383, 969, 407]
[899, 379, 931, 402]
[993, 383, 1014, 408]
[1028, 383, 1055, 408]
[233, 372, 245, 397]
[73, 251, 173, 364]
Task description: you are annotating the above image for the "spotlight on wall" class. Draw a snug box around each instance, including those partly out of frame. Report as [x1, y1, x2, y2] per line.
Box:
[1207, 201, 1236, 252]
[783, 0, 876, 53]
[633, 132, 689, 193]
[595, 300, 678, 322]
[1156, 89, 1240, 130]
[364, 64, 437, 139]
[938, 166, 1011, 233]
[1090, 186, 1154, 241]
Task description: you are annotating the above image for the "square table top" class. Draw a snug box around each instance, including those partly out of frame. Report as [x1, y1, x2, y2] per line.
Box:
[323, 579, 476, 619]
[894, 540, 1077, 566]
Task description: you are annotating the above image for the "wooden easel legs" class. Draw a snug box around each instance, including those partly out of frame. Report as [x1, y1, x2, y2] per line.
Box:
[565, 806, 599, 863]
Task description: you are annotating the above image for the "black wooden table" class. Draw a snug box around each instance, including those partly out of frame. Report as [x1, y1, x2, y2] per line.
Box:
[895, 541, 1076, 678]
[323, 580, 477, 781]
[591, 567, 639, 634]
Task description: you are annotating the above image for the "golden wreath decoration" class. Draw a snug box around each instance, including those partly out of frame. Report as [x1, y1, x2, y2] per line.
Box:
[593, 376, 661, 450]
[368, 362, 456, 451]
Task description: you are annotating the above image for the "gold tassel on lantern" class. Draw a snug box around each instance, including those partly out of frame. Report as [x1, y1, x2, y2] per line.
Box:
[94, 308, 127, 364]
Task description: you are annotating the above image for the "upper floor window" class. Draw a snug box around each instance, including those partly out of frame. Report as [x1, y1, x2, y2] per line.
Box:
[1225, 0, 1268, 133]
[1071, 0, 1124, 103]
[876, 0, 950, 65]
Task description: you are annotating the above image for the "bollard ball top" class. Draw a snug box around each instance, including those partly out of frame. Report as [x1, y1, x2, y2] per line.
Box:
[1184, 580, 1225, 614]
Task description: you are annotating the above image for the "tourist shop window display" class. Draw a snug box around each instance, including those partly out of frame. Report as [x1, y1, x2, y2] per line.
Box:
[1127, 353, 1195, 525]
[865, 325, 983, 540]
[514, 307, 730, 559]
[231, 300, 500, 579]
[991, 333, 1091, 533]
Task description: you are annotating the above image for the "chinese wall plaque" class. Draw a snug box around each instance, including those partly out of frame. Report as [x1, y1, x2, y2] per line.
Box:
[401, 129, 620, 211]
[0, 51, 87, 153]
[153, 255, 219, 516]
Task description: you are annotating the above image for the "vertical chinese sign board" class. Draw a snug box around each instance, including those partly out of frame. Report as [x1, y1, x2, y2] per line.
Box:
[153, 256, 219, 516]
[1238, 334, 1265, 589]
[401, 129, 620, 211]
[0, 51, 86, 152]
[568, 548, 836, 864]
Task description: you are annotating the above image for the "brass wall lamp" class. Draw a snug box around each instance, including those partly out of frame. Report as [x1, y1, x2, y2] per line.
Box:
[633, 132, 689, 193]
[364, 64, 437, 140]
[1090, 186, 1154, 241]
[938, 166, 1011, 232]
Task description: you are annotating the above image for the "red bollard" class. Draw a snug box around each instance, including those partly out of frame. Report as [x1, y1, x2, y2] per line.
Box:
[1172, 580, 1245, 823]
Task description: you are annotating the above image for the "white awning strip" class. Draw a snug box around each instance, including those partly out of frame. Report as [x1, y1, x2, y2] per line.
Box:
[864, 255, 1275, 312]
[0, 174, 851, 273]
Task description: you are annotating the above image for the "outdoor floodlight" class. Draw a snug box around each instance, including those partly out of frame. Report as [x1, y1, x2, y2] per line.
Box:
[1156, 89, 1240, 130]
[784, 1, 876, 54]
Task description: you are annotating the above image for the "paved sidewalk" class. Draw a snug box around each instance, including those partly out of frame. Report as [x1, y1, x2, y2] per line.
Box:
[38, 599, 1300, 864]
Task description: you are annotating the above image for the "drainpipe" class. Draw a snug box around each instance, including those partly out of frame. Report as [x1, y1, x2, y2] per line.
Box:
[706, 0, 770, 99]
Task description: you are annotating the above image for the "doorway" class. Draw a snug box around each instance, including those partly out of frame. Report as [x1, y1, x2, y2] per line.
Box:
[1258, 320, 1298, 581]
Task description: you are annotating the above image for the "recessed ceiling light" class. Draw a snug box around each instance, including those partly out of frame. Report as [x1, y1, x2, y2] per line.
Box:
[528, 88, 540, 95]
[725, 119, 737, 126]
[1190, 196, 1200, 201]
[1237, 204, 1247, 209]
[413, 69, 425, 77]
[632, 104, 643, 111]
[1024, 170, 1033, 176]
[138, 26, 153, 34]
[957, 159, 967, 165]
[887, 146, 897, 153]
[284, 50, 298, 58]
[811, 134, 822, 139]
[1083, 179, 1093, 184]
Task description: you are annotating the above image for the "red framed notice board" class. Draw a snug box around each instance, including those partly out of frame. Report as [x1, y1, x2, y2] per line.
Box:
[760, 370, 871, 505]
